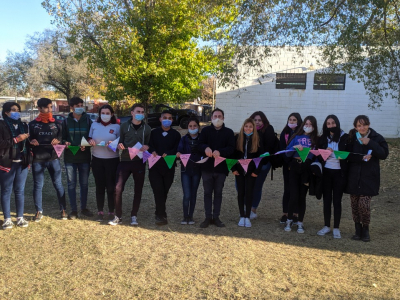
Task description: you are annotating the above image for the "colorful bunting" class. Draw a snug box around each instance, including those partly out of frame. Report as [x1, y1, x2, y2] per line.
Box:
[196, 157, 209, 164]
[142, 151, 152, 163]
[97, 141, 106, 146]
[133, 142, 142, 149]
[274, 149, 296, 155]
[180, 154, 191, 167]
[164, 155, 176, 169]
[53, 145, 66, 158]
[148, 155, 161, 169]
[260, 152, 270, 157]
[128, 147, 140, 160]
[68, 145, 80, 155]
[252, 157, 262, 169]
[80, 137, 91, 146]
[296, 147, 311, 162]
[238, 159, 252, 173]
[318, 149, 333, 161]
[225, 159, 238, 171]
[334, 150, 350, 160]
[309, 150, 320, 156]
[108, 137, 119, 152]
[214, 156, 226, 167]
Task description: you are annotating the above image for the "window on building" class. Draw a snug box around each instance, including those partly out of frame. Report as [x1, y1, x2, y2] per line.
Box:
[313, 74, 346, 90]
[276, 73, 307, 89]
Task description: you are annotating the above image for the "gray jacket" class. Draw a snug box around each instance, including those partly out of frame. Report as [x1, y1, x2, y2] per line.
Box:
[119, 119, 151, 161]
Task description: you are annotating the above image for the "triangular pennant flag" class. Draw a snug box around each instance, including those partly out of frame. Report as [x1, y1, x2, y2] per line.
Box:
[97, 141, 106, 146]
[108, 137, 120, 152]
[137, 151, 143, 159]
[309, 150, 320, 156]
[239, 159, 252, 173]
[334, 150, 350, 160]
[81, 137, 91, 146]
[53, 145, 66, 158]
[252, 157, 262, 169]
[180, 154, 191, 167]
[319, 149, 333, 161]
[133, 142, 142, 149]
[225, 159, 238, 171]
[164, 155, 176, 169]
[196, 157, 209, 164]
[296, 147, 311, 162]
[214, 156, 226, 167]
[260, 152, 270, 157]
[128, 147, 140, 160]
[68, 145, 80, 155]
[148, 155, 161, 169]
[142, 151, 152, 163]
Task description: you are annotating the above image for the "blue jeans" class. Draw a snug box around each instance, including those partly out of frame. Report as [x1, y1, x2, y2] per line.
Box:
[32, 160, 66, 212]
[252, 162, 271, 209]
[0, 162, 29, 219]
[181, 171, 201, 218]
[64, 163, 90, 212]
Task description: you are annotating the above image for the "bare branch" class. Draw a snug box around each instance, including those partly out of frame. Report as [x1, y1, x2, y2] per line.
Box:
[320, 0, 346, 27]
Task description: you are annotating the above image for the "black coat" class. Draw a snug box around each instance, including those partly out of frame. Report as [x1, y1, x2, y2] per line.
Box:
[231, 133, 263, 176]
[345, 128, 389, 196]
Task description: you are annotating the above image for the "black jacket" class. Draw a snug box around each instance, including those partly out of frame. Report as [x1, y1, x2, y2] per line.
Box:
[279, 129, 296, 166]
[317, 132, 349, 177]
[29, 120, 62, 162]
[345, 128, 389, 196]
[231, 133, 263, 176]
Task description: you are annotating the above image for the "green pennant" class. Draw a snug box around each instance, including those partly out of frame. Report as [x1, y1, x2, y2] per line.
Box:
[334, 150, 350, 160]
[225, 159, 238, 171]
[260, 152, 270, 157]
[295, 147, 310, 162]
[68, 146, 80, 155]
[164, 155, 176, 169]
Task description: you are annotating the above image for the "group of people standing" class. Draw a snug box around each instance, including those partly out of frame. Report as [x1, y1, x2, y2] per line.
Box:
[0, 98, 389, 242]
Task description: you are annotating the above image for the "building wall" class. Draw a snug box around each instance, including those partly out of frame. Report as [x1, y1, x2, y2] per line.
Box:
[216, 48, 400, 137]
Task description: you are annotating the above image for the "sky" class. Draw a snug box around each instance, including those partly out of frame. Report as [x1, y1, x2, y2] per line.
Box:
[0, 0, 55, 62]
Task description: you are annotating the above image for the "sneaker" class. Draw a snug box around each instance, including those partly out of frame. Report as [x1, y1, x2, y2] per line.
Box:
[188, 217, 195, 225]
[244, 218, 252, 228]
[292, 215, 299, 225]
[2, 218, 13, 230]
[108, 216, 122, 226]
[280, 215, 288, 224]
[284, 219, 292, 232]
[81, 209, 94, 217]
[238, 217, 245, 227]
[95, 212, 104, 222]
[181, 218, 188, 225]
[155, 216, 168, 226]
[16, 217, 29, 228]
[250, 211, 258, 220]
[213, 217, 225, 228]
[200, 218, 212, 228]
[333, 228, 341, 239]
[130, 216, 138, 226]
[317, 226, 331, 236]
[68, 211, 78, 220]
[297, 222, 305, 234]
[60, 210, 68, 220]
[34, 211, 43, 222]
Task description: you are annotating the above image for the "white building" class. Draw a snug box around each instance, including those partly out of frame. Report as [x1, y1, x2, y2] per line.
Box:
[216, 48, 400, 137]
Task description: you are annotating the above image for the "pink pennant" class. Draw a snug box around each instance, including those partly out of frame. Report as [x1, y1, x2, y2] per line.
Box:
[142, 151, 152, 163]
[180, 154, 191, 167]
[148, 155, 161, 169]
[309, 150, 320, 156]
[128, 147, 140, 160]
[252, 157, 262, 169]
[53, 145, 66, 158]
[239, 159, 252, 173]
[319, 149, 333, 161]
[214, 156, 226, 167]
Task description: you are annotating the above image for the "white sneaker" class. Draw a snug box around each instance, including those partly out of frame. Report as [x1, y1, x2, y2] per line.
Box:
[238, 217, 245, 227]
[244, 218, 252, 228]
[317, 226, 331, 236]
[284, 219, 292, 232]
[2, 218, 13, 230]
[297, 222, 305, 234]
[16, 217, 29, 228]
[333, 228, 341, 239]
[108, 216, 122, 226]
[250, 211, 257, 220]
[130, 216, 138, 226]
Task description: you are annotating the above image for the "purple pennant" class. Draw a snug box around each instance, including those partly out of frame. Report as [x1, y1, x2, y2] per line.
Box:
[142, 151, 152, 163]
[252, 157, 262, 169]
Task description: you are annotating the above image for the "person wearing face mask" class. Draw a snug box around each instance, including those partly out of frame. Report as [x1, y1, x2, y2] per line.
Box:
[148, 110, 181, 226]
[345, 115, 388, 242]
[0, 102, 31, 229]
[198, 108, 235, 228]
[316, 115, 349, 239]
[231, 118, 263, 228]
[29, 98, 66, 221]
[62, 97, 93, 220]
[87, 105, 121, 223]
[176, 117, 202, 225]
[284, 116, 319, 234]
[279, 113, 302, 224]
[108, 103, 151, 226]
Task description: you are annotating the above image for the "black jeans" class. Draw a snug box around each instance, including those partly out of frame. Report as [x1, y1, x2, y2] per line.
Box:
[236, 173, 257, 218]
[322, 168, 344, 228]
[202, 171, 226, 219]
[288, 160, 309, 222]
[149, 167, 175, 218]
[92, 156, 119, 213]
[114, 160, 146, 218]
[282, 164, 291, 214]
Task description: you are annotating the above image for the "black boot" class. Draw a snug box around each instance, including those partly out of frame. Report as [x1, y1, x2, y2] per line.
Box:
[362, 225, 370, 242]
[352, 223, 362, 240]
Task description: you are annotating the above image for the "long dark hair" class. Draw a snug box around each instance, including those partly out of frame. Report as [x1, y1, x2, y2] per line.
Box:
[282, 112, 302, 134]
[249, 111, 270, 133]
[321, 114, 341, 143]
[288, 115, 319, 148]
[349, 115, 370, 142]
[2, 102, 21, 119]
[97, 105, 117, 124]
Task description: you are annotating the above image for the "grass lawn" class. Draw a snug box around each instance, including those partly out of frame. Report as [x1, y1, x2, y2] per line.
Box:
[1, 139, 399, 299]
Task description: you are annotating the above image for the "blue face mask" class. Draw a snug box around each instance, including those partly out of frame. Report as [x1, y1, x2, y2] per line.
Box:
[74, 107, 85, 115]
[135, 114, 145, 121]
[188, 128, 198, 135]
[162, 119, 172, 128]
[10, 112, 20, 120]
[245, 132, 253, 137]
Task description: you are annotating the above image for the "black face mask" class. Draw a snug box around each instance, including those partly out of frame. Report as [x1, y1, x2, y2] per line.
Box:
[325, 126, 340, 137]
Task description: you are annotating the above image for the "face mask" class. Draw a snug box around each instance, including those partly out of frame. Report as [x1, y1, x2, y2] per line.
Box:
[101, 114, 112, 122]
[303, 126, 313, 133]
[162, 119, 172, 128]
[135, 114, 145, 121]
[256, 125, 264, 131]
[10, 112, 20, 120]
[245, 132, 253, 137]
[74, 107, 85, 115]
[188, 128, 198, 135]
[288, 123, 297, 129]
[212, 118, 224, 127]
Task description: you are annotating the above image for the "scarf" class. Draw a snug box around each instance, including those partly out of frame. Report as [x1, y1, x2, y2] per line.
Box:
[36, 112, 55, 123]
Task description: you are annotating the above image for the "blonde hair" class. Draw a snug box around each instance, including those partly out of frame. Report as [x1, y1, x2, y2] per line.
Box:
[237, 118, 259, 153]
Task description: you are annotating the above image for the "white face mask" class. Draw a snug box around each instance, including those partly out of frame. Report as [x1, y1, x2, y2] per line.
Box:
[212, 118, 224, 127]
[101, 114, 112, 122]
[303, 126, 313, 133]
